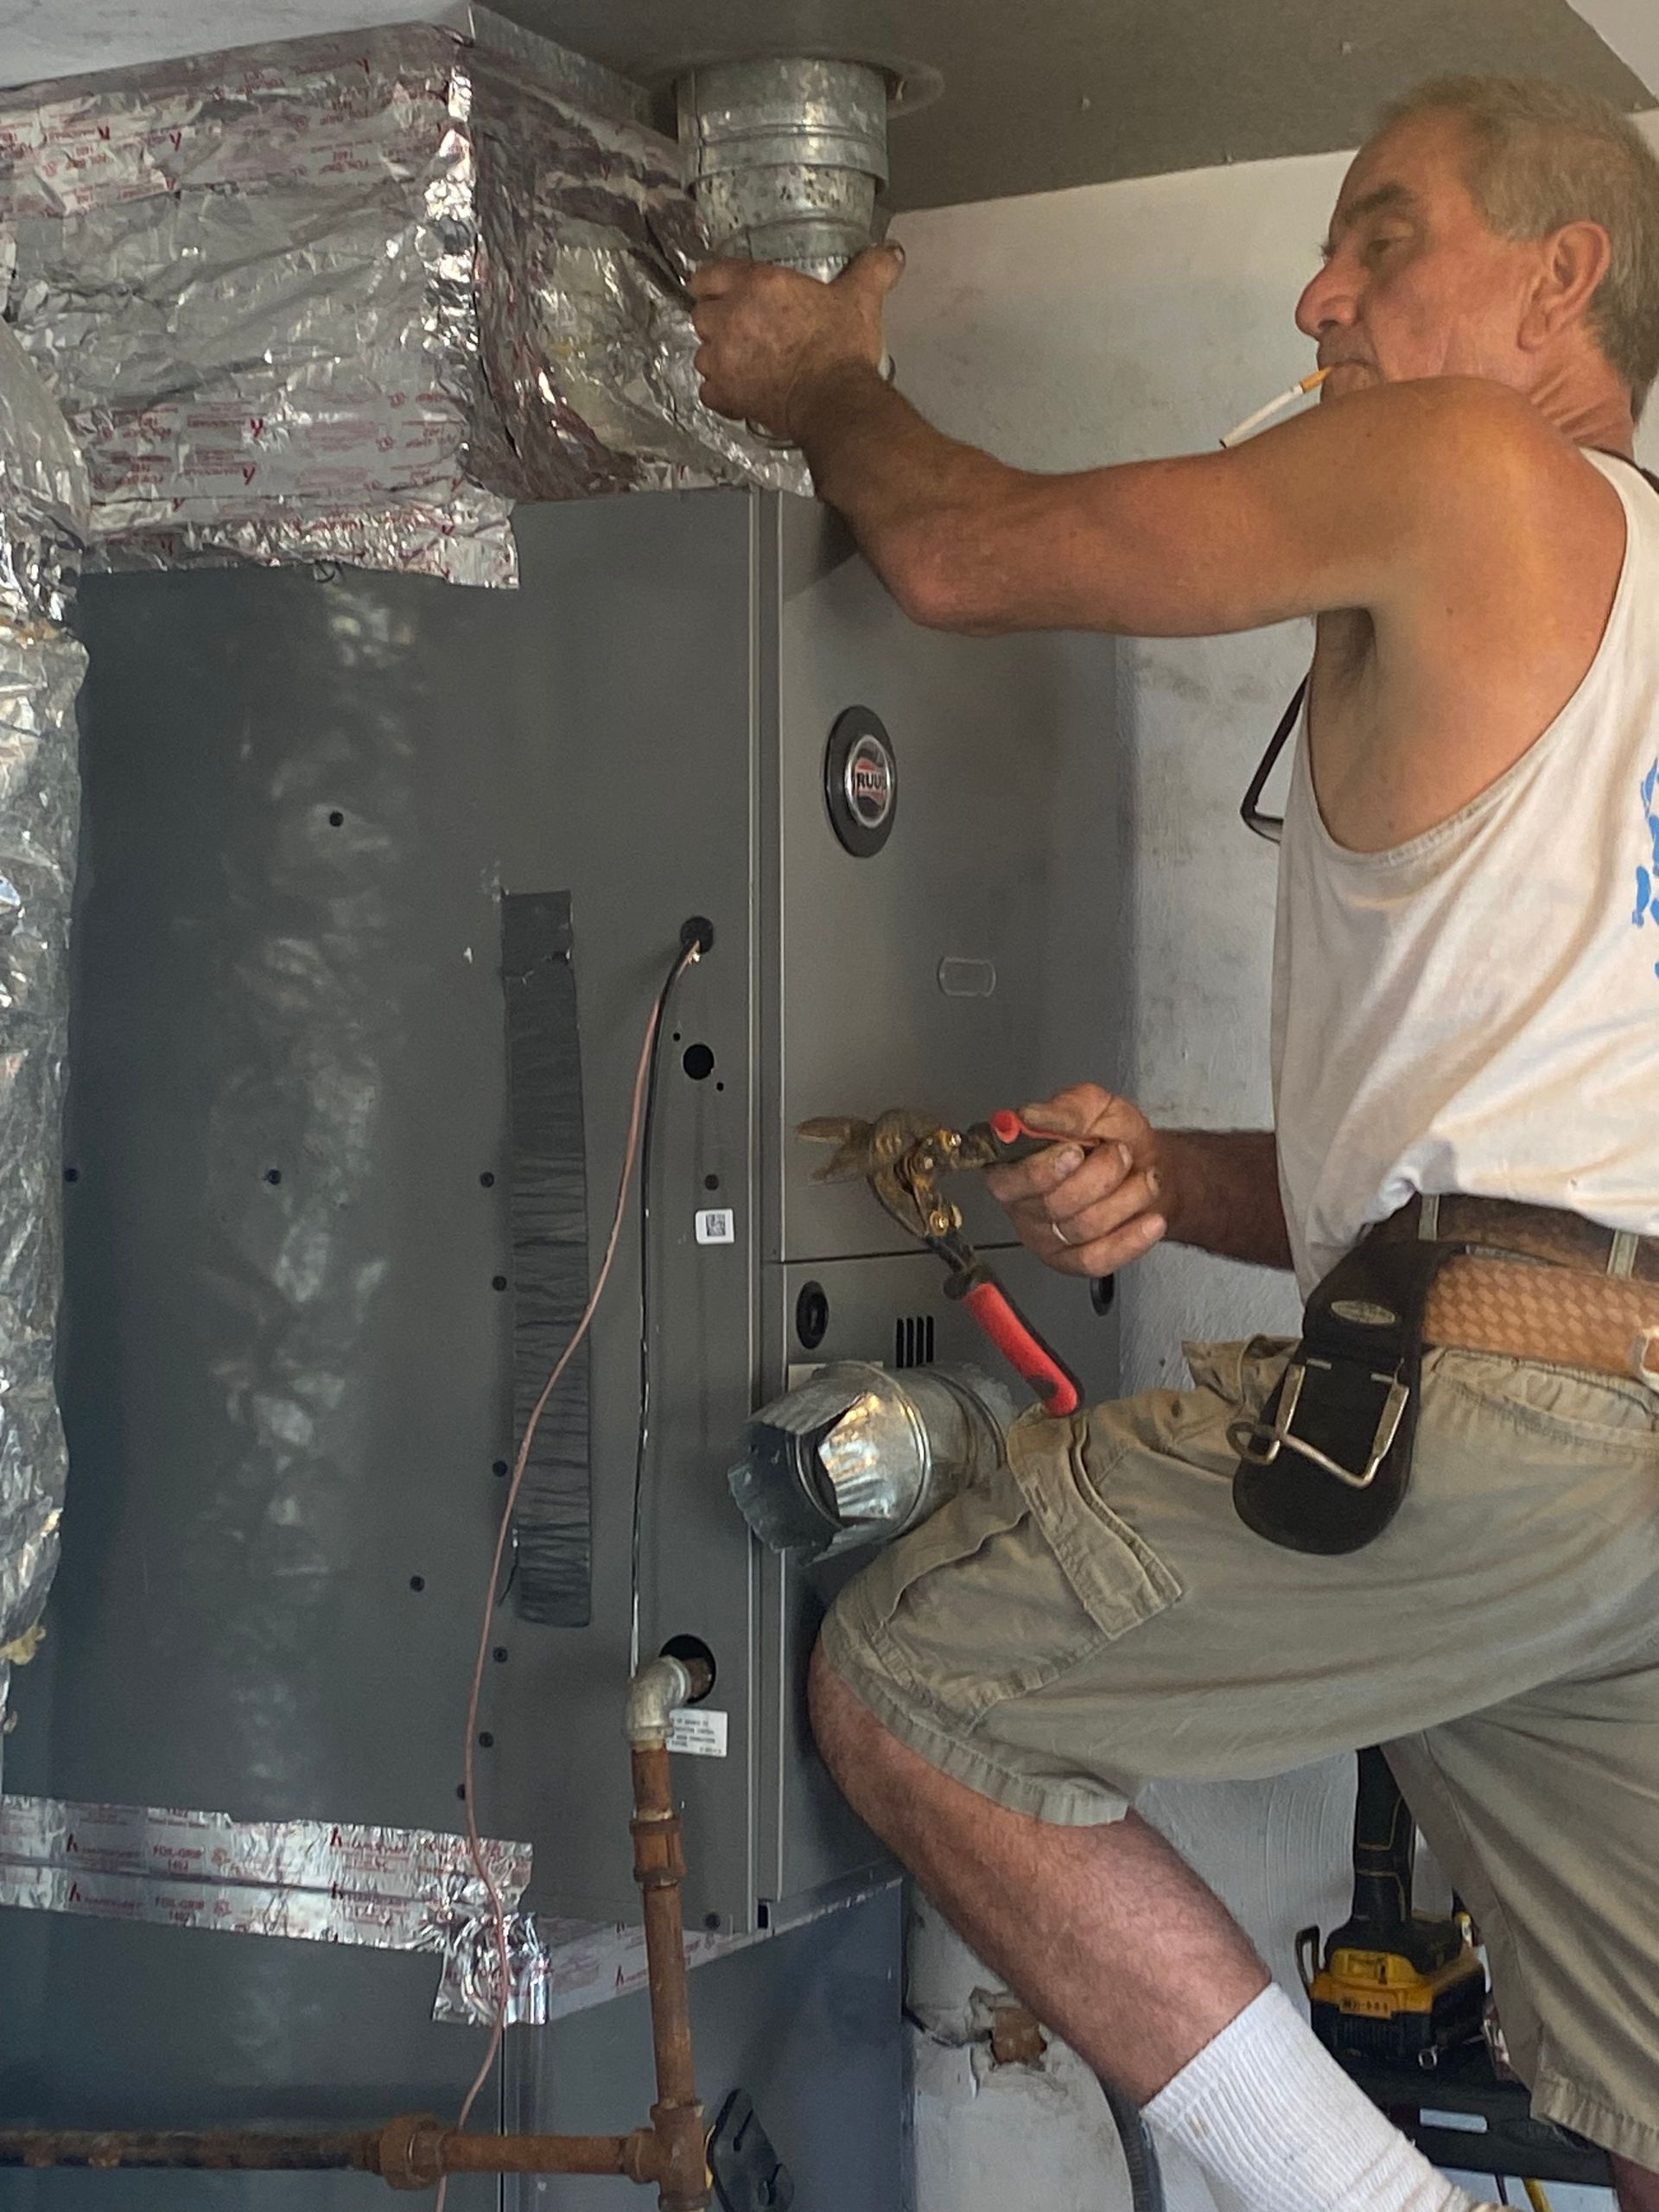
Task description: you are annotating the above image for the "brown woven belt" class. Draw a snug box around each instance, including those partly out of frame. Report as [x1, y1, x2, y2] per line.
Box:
[1366, 1195, 1659, 1381]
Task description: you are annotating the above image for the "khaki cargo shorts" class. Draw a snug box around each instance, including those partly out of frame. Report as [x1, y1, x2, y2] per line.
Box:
[819, 1337, 1659, 2169]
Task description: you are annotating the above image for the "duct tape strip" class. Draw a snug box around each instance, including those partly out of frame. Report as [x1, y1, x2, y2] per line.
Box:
[0, 1791, 894, 2030]
[502, 888, 593, 1627]
[0, 1792, 531, 1954]
[433, 1877, 903, 2028]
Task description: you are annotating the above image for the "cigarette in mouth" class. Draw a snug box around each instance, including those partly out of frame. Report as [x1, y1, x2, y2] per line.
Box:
[1219, 367, 1332, 448]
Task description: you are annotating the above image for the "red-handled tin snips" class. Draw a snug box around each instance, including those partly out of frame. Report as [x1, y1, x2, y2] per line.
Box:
[798, 1107, 1097, 1417]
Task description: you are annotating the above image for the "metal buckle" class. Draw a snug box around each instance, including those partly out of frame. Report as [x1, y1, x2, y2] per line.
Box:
[1226, 1357, 1409, 1491]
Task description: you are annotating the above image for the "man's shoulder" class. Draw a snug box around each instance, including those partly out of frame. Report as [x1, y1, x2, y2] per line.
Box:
[1324, 377, 1595, 489]
[1322, 378, 1623, 577]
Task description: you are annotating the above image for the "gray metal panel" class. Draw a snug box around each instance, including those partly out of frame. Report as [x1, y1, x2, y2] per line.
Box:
[505, 1885, 905, 2212]
[0, 548, 512, 2202]
[761, 496, 1118, 1267]
[0, 491, 765, 2183]
[480, 493, 763, 1934]
[0, 1939, 496, 2212]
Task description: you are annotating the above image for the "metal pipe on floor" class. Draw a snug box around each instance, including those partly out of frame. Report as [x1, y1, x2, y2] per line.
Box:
[0, 2120, 664, 2189]
[0, 2129, 381, 2176]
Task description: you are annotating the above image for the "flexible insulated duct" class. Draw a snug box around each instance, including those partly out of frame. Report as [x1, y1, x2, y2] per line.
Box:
[0, 321, 88, 1780]
[0, 13, 805, 590]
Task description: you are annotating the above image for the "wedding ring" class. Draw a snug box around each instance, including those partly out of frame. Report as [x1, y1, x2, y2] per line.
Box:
[1052, 1221, 1072, 1248]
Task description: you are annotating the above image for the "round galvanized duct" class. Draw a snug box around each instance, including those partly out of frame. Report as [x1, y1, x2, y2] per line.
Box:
[677, 58, 890, 282]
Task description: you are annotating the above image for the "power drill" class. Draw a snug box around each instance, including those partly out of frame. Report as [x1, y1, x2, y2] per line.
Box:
[1300, 1747, 1487, 2069]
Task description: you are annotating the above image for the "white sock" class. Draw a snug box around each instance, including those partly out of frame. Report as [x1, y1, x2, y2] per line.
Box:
[1143, 1983, 1493, 2212]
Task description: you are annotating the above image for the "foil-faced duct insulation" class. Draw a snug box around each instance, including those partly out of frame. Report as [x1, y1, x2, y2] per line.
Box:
[0, 11, 807, 590]
[0, 320, 88, 1777]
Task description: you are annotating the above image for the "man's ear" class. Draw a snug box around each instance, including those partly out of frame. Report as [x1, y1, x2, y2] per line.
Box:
[1518, 219, 1613, 353]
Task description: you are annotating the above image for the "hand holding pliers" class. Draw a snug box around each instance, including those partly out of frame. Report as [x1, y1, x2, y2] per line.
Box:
[798, 1108, 1098, 1416]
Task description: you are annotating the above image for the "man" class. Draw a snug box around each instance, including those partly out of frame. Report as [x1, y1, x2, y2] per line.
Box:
[691, 77, 1659, 2212]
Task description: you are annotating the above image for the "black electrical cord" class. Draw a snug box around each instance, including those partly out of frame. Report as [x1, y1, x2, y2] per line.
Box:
[1098, 2078, 1166, 2212]
[628, 931, 705, 1671]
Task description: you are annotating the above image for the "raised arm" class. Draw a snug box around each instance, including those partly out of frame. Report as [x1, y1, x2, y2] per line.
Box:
[690, 249, 1601, 644]
[985, 1087, 1293, 1276]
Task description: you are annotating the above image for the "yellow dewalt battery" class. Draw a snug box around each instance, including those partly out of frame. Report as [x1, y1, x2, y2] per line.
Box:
[1306, 1930, 1489, 2067]
[1300, 1749, 1489, 2069]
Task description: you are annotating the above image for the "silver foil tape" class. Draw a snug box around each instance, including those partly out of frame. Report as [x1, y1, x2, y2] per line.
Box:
[434, 1905, 740, 2029]
[0, 323, 86, 1780]
[0, 1789, 896, 2026]
[0, 1792, 532, 1954]
[0, 13, 804, 589]
[432, 1878, 902, 2029]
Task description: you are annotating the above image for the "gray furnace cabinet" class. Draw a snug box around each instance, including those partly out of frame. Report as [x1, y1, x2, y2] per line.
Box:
[0, 487, 1118, 2200]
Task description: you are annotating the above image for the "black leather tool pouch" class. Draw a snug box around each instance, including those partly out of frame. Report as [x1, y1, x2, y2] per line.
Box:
[1230, 1235, 1453, 1554]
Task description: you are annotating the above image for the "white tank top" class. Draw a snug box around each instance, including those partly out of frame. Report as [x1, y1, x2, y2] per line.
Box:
[1272, 447, 1659, 1294]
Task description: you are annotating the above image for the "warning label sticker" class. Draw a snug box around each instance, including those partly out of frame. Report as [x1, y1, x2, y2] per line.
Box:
[666, 1708, 728, 1759]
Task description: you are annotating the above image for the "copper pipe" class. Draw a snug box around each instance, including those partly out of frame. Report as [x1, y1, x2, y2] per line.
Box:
[630, 1734, 713, 2212]
[407, 2129, 658, 2180]
[372, 2118, 663, 2190]
[0, 2122, 663, 2188]
[0, 2129, 380, 2174]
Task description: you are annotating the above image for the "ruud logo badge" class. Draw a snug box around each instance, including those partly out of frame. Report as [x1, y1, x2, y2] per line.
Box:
[847, 734, 893, 827]
[825, 708, 898, 857]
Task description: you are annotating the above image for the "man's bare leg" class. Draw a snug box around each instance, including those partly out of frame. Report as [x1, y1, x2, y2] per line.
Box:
[809, 1643, 1265, 2098]
[810, 1646, 1502, 2212]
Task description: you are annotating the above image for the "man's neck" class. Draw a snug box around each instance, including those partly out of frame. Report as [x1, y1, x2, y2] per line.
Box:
[1561, 403, 1637, 459]
[1529, 369, 1636, 458]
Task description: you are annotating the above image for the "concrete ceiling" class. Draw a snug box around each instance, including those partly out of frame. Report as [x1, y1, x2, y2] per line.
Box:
[1, 0, 1652, 209]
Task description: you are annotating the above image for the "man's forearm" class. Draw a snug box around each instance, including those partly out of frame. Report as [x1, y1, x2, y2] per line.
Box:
[791, 362, 1027, 628]
[1157, 1130, 1293, 1271]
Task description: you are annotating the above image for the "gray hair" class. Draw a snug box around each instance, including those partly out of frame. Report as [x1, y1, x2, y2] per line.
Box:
[1381, 76, 1659, 410]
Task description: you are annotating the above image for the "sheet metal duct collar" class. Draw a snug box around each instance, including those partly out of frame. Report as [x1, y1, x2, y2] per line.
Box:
[677, 58, 891, 282]
[729, 1362, 1014, 1566]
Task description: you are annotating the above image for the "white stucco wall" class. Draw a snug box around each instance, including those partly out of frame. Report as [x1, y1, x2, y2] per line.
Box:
[886, 121, 1658, 2212]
